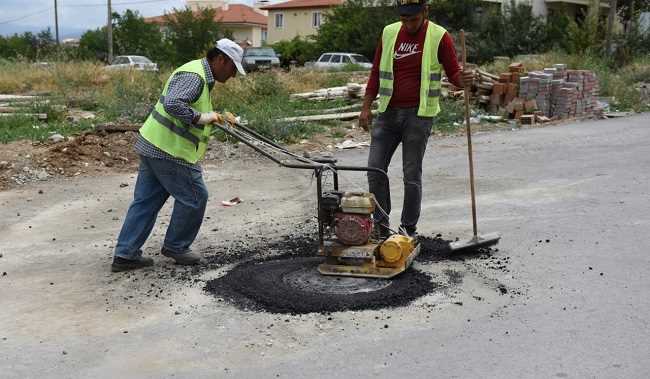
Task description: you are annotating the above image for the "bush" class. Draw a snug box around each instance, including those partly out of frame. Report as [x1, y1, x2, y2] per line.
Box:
[272, 36, 319, 66]
[564, 0, 603, 56]
[213, 71, 323, 142]
[97, 70, 163, 122]
[473, 1, 550, 63]
[314, 0, 396, 60]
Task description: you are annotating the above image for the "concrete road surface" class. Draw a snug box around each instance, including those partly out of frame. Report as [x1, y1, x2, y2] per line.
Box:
[1, 113, 649, 378]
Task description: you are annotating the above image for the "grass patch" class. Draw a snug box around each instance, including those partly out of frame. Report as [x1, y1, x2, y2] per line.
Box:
[0, 54, 645, 145]
[96, 70, 163, 122]
[213, 71, 329, 142]
[433, 98, 465, 132]
[0, 116, 94, 144]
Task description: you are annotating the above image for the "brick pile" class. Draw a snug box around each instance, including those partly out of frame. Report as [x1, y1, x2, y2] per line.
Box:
[506, 63, 600, 122]
[485, 63, 523, 113]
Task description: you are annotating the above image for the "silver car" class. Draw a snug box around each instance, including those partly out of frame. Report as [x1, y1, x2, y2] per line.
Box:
[105, 55, 158, 72]
[242, 48, 281, 71]
[312, 53, 372, 70]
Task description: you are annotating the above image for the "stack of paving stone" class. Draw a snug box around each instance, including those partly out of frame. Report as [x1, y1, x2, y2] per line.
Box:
[555, 82, 579, 119]
[515, 65, 600, 120]
[520, 71, 553, 117]
[566, 70, 586, 116]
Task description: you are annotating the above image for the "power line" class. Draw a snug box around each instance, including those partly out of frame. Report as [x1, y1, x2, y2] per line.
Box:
[0, 7, 53, 25]
[0, 0, 174, 29]
[62, 0, 173, 7]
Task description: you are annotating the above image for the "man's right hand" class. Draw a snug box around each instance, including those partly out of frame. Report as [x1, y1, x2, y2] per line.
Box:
[358, 106, 373, 131]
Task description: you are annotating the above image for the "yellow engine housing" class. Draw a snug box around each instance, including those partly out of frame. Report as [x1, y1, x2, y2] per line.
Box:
[380, 235, 415, 263]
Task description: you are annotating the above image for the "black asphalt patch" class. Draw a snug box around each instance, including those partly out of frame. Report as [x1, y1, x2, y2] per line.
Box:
[203, 234, 466, 314]
[205, 257, 437, 314]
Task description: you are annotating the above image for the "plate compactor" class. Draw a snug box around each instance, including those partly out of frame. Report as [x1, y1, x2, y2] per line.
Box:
[213, 121, 420, 279]
[317, 191, 420, 278]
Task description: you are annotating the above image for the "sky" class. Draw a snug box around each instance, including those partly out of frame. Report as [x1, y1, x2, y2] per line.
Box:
[0, 0, 259, 38]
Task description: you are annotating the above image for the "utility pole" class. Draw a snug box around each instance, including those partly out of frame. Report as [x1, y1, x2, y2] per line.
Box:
[54, 0, 60, 45]
[107, 0, 113, 63]
[606, 0, 618, 54]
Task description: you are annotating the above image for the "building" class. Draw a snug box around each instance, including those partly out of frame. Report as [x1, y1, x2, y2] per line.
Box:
[640, 12, 650, 34]
[145, 1, 268, 47]
[260, 0, 343, 44]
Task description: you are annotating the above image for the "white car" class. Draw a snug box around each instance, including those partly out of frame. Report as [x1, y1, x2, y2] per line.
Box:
[105, 55, 158, 72]
[312, 53, 372, 70]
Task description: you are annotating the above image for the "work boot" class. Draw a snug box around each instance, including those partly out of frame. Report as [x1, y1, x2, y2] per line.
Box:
[370, 223, 391, 242]
[111, 256, 154, 272]
[161, 247, 203, 265]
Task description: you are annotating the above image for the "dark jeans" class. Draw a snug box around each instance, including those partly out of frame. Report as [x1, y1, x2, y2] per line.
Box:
[367, 107, 433, 233]
[114, 155, 208, 260]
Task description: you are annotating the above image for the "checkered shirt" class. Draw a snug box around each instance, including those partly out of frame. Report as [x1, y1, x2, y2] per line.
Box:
[135, 58, 216, 169]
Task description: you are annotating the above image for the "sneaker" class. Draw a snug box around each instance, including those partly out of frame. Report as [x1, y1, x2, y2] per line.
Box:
[111, 256, 154, 272]
[161, 247, 203, 265]
[400, 225, 419, 240]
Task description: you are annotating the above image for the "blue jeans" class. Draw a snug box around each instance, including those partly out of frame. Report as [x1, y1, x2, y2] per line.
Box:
[367, 107, 433, 232]
[114, 155, 209, 260]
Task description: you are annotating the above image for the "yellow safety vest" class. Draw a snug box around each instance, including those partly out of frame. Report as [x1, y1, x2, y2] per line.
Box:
[377, 20, 447, 117]
[140, 59, 213, 164]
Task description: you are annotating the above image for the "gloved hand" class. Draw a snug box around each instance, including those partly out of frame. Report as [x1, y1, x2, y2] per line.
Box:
[197, 111, 225, 125]
[223, 111, 238, 126]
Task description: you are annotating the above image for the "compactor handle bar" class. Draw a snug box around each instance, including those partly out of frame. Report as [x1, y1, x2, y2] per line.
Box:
[212, 121, 388, 181]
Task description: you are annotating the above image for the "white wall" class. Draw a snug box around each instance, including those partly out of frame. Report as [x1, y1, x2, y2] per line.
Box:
[640, 12, 650, 34]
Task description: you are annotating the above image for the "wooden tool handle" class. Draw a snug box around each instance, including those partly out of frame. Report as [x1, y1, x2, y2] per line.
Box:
[460, 30, 478, 238]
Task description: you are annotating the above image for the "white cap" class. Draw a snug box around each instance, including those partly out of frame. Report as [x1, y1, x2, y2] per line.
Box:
[216, 38, 246, 76]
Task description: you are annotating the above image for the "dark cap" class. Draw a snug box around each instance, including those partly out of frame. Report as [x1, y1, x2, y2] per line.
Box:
[397, 0, 426, 16]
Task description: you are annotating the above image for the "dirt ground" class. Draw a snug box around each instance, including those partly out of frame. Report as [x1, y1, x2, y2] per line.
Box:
[0, 121, 378, 191]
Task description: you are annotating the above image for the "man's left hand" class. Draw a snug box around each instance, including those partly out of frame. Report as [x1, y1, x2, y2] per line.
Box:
[461, 69, 475, 88]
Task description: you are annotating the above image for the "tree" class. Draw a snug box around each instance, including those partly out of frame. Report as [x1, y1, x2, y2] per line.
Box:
[428, 0, 482, 31]
[314, 0, 483, 61]
[0, 29, 56, 60]
[36, 28, 56, 58]
[79, 27, 108, 61]
[163, 6, 223, 66]
[315, 0, 396, 60]
[113, 9, 167, 62]
[473, 1, 551, 62]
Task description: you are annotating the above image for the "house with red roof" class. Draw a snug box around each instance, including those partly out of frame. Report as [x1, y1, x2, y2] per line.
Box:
[145, 1, 268, 47]
[260, 0, 343, 44]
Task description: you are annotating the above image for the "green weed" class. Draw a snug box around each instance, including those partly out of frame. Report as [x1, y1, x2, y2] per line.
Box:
[0, 116, 94, 143]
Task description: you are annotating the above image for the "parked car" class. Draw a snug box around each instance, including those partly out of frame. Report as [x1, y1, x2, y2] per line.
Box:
[105, 55, 158, 72]
[242, 47, 281, 71]
[312, 53, 372, 70]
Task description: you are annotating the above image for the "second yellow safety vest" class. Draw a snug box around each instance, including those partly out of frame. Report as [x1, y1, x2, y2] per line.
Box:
[377, 20, 447, 117]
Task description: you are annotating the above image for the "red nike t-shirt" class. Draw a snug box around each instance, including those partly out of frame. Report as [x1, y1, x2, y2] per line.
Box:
[365, 21, 462, 108]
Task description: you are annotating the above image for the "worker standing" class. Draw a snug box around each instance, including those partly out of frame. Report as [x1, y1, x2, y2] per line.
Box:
[111, 38, 245, 272]
[359, 0, 475, 239]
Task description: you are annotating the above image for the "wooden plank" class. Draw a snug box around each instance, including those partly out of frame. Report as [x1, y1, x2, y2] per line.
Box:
[0, 113, 47, 120]
[477, 70, 500, 81]
[0, 107, 23, 113]
[278, 110, 378, 123]
[0, 95, 39, 102]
